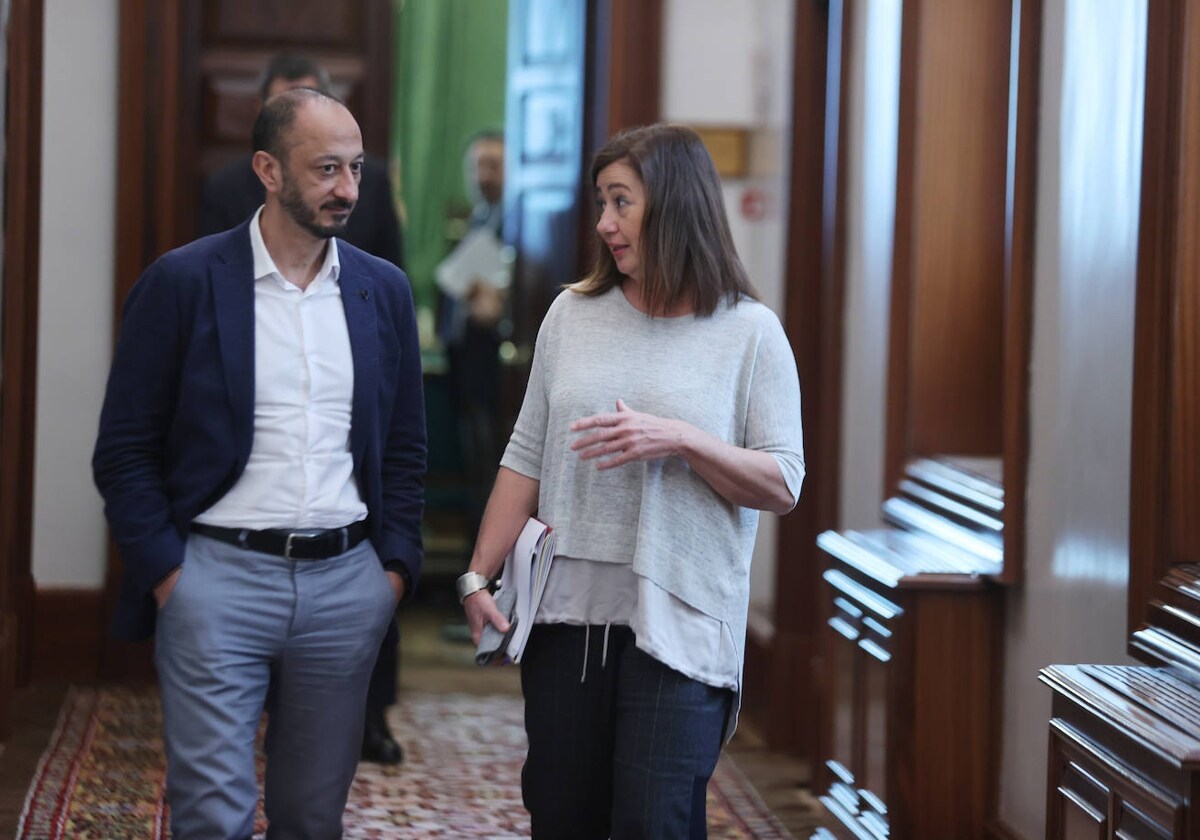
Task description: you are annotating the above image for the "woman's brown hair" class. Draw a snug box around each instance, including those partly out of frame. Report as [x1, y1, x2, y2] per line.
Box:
[570, 123, 758, 316]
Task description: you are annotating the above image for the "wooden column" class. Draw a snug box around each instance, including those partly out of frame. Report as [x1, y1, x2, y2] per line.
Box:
[0, 0, 46, 736]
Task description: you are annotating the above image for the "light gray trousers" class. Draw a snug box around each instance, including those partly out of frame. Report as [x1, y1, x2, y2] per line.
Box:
[154, 532, 397, 840]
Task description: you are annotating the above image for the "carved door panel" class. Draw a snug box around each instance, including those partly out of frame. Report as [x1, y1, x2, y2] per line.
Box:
[184, 0, 392, 237]
[1048, 744, 1180, 840]
[1129, 0, 1200, 670]
[115, 0, 392, 302]
[1059, 800, 1107, 840]
[503, 0, 587, 352]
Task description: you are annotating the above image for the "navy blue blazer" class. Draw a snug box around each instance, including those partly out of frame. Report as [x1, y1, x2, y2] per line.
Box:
[93, 219, 427, 640]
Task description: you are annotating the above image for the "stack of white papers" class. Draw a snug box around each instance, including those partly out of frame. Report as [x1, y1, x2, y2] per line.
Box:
[498, 517, 556, 662]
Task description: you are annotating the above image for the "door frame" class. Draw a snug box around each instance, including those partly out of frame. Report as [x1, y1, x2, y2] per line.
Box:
[741, 0, 845, 760]
[0, 0, 46, 734]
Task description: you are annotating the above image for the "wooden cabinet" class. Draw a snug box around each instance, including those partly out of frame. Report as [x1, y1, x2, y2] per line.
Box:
[1043, 3, 1200, 840]
[1042, 665, 1200, 840]
[817, 459, 1004, 839]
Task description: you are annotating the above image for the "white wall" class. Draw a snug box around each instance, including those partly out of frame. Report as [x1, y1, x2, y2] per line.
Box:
[661, 0, 758, 126]
[32, 0, 118, 587]
[997, 0, 1145, 835]
[661, 0, 796, 613]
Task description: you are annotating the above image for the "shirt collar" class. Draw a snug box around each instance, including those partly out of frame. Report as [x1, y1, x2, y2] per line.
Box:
[249, 206, 341, 291]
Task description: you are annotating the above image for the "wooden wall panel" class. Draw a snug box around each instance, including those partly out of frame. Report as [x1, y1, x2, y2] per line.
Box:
[1168, 0, 1200, 566]
[907, 0, 1009, 457]
[31, 591, 105, 683]
[883, 0, 1035, 587]
[203, 1, 362, 46]
[766, 0, 838, 759]
[606, 0, 661, 133]
[1128, 0, 1180, 639]
[1129, 0, 1200, 657]
[192, 1, 391, 185]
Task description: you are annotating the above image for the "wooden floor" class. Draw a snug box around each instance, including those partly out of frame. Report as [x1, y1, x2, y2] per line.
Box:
[0, 600, 828, 837]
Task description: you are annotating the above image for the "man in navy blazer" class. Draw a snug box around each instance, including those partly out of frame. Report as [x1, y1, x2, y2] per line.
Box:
[203, 50, 410, 768]
[93, 88, 425, 839]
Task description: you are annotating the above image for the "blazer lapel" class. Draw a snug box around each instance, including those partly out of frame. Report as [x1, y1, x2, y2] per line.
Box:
[339, 267, 378, 466]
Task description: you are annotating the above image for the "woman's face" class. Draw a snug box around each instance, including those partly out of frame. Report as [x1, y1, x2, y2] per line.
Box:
[595, 160, 646, 282]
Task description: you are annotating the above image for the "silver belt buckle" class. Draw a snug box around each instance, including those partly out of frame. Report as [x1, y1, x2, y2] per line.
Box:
[284, 529, 331, 560]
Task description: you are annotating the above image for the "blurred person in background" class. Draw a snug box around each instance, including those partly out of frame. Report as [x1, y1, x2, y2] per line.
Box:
[437, 130, 507, 557]
[95, 88, 425, 837]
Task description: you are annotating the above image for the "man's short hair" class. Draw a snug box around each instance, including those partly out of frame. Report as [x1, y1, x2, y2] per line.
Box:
[252, 87, 343, 160]
[465, 128, 504, 157]
[259, 52, 332, 102]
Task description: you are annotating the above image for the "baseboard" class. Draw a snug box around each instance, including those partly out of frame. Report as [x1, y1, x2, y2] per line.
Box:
[986, 816, 1028, 840]
[31, 588, 105, 682]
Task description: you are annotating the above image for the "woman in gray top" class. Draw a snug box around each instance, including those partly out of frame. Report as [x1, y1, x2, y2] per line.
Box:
[460, 123, 805, 839]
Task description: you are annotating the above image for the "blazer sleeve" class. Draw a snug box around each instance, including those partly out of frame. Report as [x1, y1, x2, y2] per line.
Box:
[92, 261, 189, 599]
[378, 274, 427, 598]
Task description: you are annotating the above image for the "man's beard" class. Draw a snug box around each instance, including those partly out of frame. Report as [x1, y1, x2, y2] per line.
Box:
[279, 174, 354, 239]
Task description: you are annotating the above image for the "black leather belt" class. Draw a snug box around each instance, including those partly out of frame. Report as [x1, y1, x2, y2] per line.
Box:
[191, 522, 368, 560]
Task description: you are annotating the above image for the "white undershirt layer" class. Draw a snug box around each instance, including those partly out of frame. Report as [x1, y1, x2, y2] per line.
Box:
[194, 207, 368, 530]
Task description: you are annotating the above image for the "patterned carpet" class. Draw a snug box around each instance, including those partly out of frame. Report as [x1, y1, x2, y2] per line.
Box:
[18, 687, 795, 839]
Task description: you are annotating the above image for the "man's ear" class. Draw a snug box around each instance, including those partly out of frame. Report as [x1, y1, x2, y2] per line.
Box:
[252, 150, 281, 194]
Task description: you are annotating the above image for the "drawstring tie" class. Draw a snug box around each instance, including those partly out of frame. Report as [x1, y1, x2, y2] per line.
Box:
[579, 623, 615, 683]
[581, 626, 590, 682]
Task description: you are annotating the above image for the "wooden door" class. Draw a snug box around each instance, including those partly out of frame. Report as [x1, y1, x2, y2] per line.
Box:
[0, 0, 45, 734]
[115, 0, 392, 303]
[880, 0, 1039, 585]
[188, 0, 393, 246]
[1129, 0, 1200, 670]
[119, 0, 392, 303]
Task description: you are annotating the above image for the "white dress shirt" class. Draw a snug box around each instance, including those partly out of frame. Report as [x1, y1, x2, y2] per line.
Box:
[194, 207, 368, 530]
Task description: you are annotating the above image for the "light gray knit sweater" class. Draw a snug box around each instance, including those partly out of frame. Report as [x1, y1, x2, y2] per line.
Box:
[500, 285, 805, 639]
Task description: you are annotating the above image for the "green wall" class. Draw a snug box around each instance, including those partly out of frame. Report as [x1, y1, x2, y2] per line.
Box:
[393, 0, 509, 320]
